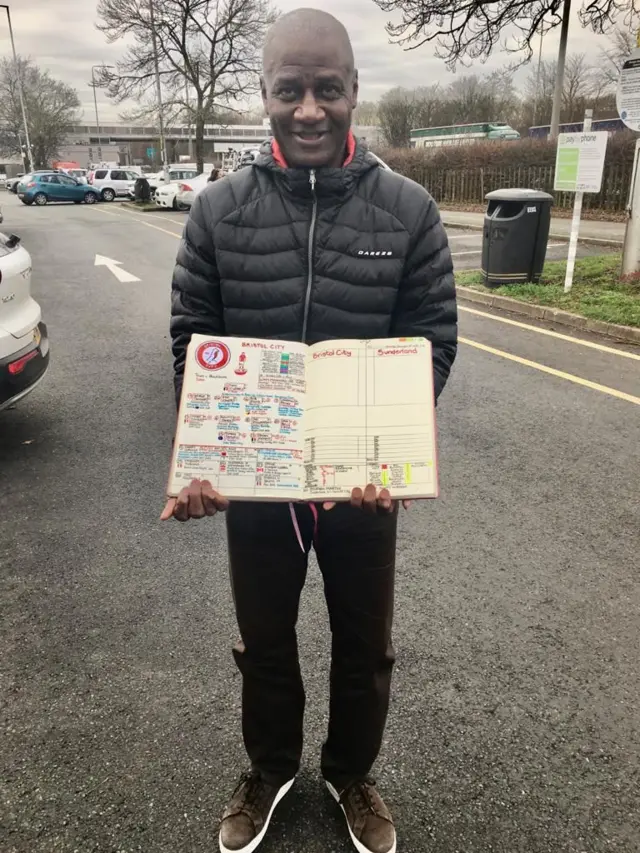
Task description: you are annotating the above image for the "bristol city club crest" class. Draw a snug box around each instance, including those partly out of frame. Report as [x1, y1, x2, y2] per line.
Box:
[195, 340, 231, 371]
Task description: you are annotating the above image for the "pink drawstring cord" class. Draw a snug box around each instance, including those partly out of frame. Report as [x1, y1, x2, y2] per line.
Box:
[289, 502, 319, 553]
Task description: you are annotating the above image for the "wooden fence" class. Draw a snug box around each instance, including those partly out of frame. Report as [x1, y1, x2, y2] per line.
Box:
[404, 163, 632, 212]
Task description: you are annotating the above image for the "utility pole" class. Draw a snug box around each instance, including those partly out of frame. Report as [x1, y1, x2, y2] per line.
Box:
[185, 79, 193, 161]
[531, 27, 544, 127]
[620, 28, 640, 275]
[0, 4, 33, 171]
[91, 65, 113, 164]
[549, 0, 571, 138]
[148, 0, 169, 178]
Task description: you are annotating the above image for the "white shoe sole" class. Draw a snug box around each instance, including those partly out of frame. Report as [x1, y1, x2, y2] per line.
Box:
[219, 777, 295, 853]
[326, 781, 397, 853]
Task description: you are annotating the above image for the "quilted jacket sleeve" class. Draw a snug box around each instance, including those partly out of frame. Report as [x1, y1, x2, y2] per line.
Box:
[170, 189, 225, 405]
[391, 188, 457, 400]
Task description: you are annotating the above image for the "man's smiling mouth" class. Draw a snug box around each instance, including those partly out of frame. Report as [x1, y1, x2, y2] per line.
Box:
[293, 131, 327, 143]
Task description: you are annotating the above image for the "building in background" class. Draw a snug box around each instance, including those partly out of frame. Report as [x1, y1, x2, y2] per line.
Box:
[55, 122, 383, 169]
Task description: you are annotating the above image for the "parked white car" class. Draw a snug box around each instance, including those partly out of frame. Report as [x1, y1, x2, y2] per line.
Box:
[63, 168, 88, 184]
[87, 168, 139, 201]
[0, 232, 49, 411]
[149, 168, 200, 196]
[175, 173, 210, 209]
[7, 174, 25, 194]
[155, 181, 189, 210]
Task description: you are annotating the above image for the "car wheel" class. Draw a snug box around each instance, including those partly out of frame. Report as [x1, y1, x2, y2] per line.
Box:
[102, 188, 115, 202]
[34, 192, 48, 206]
[84, 192, 98, 205]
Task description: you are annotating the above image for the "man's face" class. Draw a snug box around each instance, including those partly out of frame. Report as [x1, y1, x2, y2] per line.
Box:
[261, 35, 358, 169]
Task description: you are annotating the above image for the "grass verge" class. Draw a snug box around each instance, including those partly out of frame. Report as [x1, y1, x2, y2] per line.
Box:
[456, 254, 640, 328]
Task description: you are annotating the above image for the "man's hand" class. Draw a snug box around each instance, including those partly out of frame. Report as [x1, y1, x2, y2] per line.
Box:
[160, 479, 229, 522]
[322, 484, 413, 513]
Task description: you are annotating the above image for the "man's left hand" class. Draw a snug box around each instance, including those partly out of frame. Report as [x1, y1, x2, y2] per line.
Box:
[322, 483, 413, 512]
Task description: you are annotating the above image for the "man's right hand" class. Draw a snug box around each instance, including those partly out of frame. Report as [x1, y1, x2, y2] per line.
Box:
[160, 479, 229, 522]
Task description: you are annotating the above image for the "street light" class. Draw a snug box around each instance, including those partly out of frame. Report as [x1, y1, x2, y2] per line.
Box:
[147, 0, 169, 178]
[91, 64, 114, 165]
[0, 4, 33, 172]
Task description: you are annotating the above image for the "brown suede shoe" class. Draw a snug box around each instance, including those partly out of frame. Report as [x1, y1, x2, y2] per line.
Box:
[219, 771, 294, 853]
[326, 778, 396, 853]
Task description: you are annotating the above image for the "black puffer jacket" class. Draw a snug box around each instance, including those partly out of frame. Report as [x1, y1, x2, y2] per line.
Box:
[171, 140, 457, 403]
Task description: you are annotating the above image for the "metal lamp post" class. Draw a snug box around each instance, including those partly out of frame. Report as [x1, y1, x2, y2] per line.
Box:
[0, 4, 33, 172]
[148, 0, 169, 179]
[91, 64, 114, 165]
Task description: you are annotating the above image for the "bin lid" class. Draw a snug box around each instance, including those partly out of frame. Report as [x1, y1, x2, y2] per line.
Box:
[485, 188, 554, 201]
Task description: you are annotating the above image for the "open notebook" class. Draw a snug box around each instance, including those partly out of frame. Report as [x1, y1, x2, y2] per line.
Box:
[167, 334, 438, 502]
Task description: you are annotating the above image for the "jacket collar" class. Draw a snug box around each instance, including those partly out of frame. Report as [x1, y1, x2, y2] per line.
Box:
[255, 133, 377, 200]
[271, 131, 357, 169]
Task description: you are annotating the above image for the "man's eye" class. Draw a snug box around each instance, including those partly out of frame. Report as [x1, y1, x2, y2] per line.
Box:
[320, 86, 341, 99]
[277, 87, 297, 100]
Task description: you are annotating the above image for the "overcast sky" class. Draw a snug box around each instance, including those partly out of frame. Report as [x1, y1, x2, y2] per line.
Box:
[2, 0, 616, 123]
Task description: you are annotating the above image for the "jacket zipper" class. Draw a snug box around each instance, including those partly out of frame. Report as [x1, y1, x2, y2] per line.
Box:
[301, 169, 317, 342]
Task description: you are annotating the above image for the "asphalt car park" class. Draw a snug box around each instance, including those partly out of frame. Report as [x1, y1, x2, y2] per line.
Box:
[1, 192, 639, 853]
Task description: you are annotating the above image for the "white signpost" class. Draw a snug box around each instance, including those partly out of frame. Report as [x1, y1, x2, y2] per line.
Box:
[553, 112, 608, 292]
[618, 43, 640, 274]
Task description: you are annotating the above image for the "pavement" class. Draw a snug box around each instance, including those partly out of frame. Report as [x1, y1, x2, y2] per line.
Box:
[440, 209, 625, 245]
[1, 193, 639, 853]
[441, 225, 615, 272]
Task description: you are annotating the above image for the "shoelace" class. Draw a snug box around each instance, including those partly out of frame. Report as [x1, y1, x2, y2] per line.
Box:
[341, 778, 383, 818]
[234, 771, 266, 809]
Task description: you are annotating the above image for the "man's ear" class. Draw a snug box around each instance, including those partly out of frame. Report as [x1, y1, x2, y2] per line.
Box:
[260, 76, 269, 113]
[351, 69, 359, 109]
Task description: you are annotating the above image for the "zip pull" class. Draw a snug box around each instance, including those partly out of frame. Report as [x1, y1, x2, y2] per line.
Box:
[309, 169, 316, 192]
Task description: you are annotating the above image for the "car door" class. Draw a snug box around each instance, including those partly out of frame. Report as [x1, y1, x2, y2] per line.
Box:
[57, 175, 80, 201]
[113, 170, 133, 196]
[43, 175, 64, 201]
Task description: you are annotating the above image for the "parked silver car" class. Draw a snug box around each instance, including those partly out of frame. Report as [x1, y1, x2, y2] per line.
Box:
[87, 168, 139, 202]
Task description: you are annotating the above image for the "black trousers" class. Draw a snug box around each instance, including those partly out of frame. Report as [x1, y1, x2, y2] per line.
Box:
[226, 501, 397, 789]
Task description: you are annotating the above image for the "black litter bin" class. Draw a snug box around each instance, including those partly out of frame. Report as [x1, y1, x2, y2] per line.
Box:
[482, 189, 554, 287]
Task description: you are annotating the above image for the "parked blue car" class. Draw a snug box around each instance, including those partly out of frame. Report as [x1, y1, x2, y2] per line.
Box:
[17, 172, 100, 206]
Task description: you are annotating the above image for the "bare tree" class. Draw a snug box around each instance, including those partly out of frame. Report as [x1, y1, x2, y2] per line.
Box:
[599, 25, 638, 87]
[373, 0, 640, 65]
[412, 85, 444, 128]
[96, 0, 277, 172]
[353, 100, 379, 125]
[0, 57, 79, 169]
[561, 53, 591, 121]
[373, 0, 640, 136]
[378, 88, 419, 147]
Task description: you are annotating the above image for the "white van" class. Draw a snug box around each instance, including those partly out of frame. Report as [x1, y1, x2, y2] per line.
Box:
[0, 233, 49, 411]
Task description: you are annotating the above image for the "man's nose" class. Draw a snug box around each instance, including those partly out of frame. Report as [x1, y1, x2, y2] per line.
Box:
[294, 90, 325, 123]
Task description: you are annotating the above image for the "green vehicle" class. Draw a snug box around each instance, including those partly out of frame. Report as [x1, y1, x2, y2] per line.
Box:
[410, 122, 520, 148]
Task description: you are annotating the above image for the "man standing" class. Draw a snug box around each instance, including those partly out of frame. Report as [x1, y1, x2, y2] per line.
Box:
[163, 8, 457, 853]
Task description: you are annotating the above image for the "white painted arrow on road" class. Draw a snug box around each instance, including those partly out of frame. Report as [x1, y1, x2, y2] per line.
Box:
[94, 254, 141, 283]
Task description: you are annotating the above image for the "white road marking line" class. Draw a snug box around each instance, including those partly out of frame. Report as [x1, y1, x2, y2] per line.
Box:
[92, 207, 636, 367]
[91, 205, 182, 239]
[460, 337, 640, 405]
[94, 254, 141, 283]
[459, 306, 640, 360]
